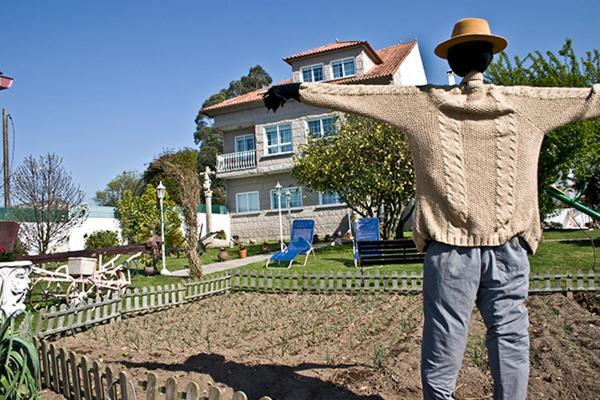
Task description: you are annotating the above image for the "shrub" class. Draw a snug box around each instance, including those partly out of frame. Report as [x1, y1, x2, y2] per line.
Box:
[215, 229, 227, 240]
[0, 314, 40, 399]
[84, 230, 119, 250]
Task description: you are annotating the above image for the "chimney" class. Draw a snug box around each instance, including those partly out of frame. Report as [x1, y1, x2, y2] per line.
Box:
[447, 70, 456, 86]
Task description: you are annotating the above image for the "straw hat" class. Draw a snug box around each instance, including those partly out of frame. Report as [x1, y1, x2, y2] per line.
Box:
[435, 18, 508, 59]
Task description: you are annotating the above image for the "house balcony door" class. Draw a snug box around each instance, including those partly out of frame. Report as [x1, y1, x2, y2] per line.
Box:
[235, 134, 255, 153]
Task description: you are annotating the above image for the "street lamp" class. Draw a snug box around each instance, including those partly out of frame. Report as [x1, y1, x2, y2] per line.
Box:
[156, 181, 170, 275]
[285, 189, 292, 219]
[275, 182, 284, 252]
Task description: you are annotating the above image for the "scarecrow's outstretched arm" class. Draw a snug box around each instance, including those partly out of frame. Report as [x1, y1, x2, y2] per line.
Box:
[505, 84, 600, 133]
[263, 82, 430, 132]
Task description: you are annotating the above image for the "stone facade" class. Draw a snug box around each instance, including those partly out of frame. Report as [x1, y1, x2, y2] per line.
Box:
[289, 47, 376, 83]
[226, 172, 350, 240]
[231, 205, 349, 241]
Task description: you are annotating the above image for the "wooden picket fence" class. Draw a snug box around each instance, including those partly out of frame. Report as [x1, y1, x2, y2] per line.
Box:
[36, 270, 598, 338]
[231, 270, 424, 293]
[35, 273, 231, 338]
[37, 341, 271, 400]
[529, 270, 597, 295]
[230, 270, 597, 295]
[141, 373, 272, 400]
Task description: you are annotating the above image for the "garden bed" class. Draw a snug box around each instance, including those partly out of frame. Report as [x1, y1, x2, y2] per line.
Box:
[50, 292, 600, 400]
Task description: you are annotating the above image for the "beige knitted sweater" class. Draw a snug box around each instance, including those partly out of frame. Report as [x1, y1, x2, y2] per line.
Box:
[299, 72, 600, 253]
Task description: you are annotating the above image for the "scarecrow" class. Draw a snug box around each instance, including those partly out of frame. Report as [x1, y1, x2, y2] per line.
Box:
[263, 18, 600, 400]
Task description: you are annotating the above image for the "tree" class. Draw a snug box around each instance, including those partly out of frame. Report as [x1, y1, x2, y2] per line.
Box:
[486, 39, 600, 218]
[94, 170, 143, 207]
[10, 153, 88, 254]
[200, 65, 273, 109]
[116, 184, 183, 249]
[192, 65, 274, 205]
[84, 230, 119, 250]
[143, 158, 183, 204]
[154, 149, 203, 277]
[292, 115, 415, 239]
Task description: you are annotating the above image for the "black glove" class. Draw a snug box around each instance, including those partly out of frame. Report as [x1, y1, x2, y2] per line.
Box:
[263, 83, 301, 112]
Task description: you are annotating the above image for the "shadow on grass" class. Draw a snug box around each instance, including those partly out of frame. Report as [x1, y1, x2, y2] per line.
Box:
[327, 258, 359, 268]
[122, 353, 383, 400]
[557, 238, 598, 248]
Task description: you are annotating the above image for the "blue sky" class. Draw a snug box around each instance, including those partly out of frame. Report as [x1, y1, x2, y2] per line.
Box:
[2, 0, 599, 203]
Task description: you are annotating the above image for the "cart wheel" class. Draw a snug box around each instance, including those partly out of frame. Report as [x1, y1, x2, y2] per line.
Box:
[66, 281, 94, 306]
[28, 279, 58, 308]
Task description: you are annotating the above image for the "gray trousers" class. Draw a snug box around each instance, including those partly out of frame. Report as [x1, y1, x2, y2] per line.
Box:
[421, 238, 530, 400]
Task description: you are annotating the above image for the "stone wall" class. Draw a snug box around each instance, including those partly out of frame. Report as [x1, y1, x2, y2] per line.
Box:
[230, 204, 350, 241]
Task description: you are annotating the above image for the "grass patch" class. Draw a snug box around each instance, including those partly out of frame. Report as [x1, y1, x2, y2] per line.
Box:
[236, 229, 599, 275]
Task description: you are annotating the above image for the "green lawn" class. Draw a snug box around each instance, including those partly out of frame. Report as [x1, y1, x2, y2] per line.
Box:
[236, 229, 599, 275]
[127, 241, 282, 287]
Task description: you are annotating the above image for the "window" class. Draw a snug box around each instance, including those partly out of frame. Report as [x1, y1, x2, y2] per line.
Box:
[301, 64, 324, 82]
[271, 187, 303, 209]
[265, 124, 293, 155]
[332, 58, 356, 79]
[236, 191, 260, 213]
[235, 134, 255, 152]
[319, 192, 343, 205]
[307, 116, 337, 138]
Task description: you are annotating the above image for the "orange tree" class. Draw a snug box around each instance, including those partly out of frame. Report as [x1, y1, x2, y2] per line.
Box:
[292, 114, 415, 239]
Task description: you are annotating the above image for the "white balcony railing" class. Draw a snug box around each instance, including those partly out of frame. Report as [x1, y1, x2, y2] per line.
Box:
[216, 150, 256, 173]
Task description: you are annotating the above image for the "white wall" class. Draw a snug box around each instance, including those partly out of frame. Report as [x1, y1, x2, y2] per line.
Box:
[197, 212, 231, 239]
[23, 206, 231, 254]
[393, 43, 428, 86]
[67, 216, 122, 251]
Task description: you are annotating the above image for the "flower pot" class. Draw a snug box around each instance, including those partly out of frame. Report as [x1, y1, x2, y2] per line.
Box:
[144, 265, 158, 276]
[0, 221, 20, 253]
[238, 248, 248, 259]
[218, 248, 229, 262]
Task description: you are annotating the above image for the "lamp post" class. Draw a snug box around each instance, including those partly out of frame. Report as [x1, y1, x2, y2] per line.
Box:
[285, 189, 292, 240]
[285, 190, 292, 218]
[156, 181, 170, 275]
[275, 182, 284, 251]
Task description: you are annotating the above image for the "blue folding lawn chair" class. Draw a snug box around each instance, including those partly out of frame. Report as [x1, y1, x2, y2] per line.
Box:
[353, 217, 381, 268]
[266, 219, 316, 268]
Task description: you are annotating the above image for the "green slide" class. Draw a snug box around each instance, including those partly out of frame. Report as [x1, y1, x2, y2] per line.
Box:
[545, 185, 600, 221]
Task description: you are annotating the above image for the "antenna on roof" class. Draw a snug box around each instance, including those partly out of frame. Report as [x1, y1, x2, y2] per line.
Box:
[335, 38, 339, 42]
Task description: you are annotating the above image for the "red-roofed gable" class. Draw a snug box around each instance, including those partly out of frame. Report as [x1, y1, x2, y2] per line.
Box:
[202, 41, 416, 116]
[283, 41, 382, 65]
[331, 41, 415, 84]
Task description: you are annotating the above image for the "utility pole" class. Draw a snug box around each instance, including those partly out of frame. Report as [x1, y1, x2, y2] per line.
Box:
[2, 108, 9, 207]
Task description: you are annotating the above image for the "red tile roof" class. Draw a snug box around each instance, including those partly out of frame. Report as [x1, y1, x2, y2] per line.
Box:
[202, 40, 416, 115]
[201, 79, 292, 114]
[283, 40, 383, 65]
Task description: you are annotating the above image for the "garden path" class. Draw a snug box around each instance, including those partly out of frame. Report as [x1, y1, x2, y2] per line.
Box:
[171, 243, 332, 276]
[170, 253, 271, 276]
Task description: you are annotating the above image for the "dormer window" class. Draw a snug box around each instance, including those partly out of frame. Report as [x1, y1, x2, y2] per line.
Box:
[331, 57, 356, 79]
[301, 64, 324, 82]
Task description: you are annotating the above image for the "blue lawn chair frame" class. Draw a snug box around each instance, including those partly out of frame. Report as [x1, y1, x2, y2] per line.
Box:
[266, 219, 316, 268]
[353, 218, 380, 268]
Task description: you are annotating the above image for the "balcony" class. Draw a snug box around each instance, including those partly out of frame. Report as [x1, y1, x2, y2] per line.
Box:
[216, 150, 256, 173]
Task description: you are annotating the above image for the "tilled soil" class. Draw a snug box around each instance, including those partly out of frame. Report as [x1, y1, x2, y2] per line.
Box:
[50, 292, 600, 400]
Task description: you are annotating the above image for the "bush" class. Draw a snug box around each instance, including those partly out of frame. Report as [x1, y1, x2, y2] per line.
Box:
[0, 314, 40, 399]
[215, 229, 227, 240]
[84, 230, 119, 250]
